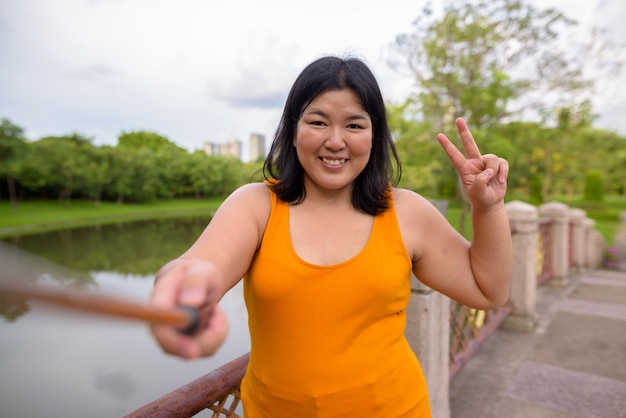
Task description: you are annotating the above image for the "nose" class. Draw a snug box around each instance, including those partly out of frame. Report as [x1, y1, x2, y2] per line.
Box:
[325, 127, 346, 150]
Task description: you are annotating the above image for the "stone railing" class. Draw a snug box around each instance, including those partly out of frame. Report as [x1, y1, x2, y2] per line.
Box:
[405, 200, 608, 418]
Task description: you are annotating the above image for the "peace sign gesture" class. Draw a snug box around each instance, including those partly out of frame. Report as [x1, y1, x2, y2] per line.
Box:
[437, 118, 509, 210]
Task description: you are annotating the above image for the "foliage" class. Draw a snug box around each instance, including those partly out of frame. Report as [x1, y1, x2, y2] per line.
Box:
[390, 0, 622, 129]
[0, 118, 28, 209]
[583, 169, 604, 203]
[0, 125, 250, 205]
[385, 0, 625, 212]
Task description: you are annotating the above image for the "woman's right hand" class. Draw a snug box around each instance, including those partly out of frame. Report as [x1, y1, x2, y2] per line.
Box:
[149, 259, 230, 359]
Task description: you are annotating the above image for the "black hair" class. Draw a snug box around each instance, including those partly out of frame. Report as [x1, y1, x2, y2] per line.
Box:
[263, 55, 402, 215]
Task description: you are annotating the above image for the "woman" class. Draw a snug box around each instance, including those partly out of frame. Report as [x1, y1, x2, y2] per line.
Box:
[149, 55, 512, 417]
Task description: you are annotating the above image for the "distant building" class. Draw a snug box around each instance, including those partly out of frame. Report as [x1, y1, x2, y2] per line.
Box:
[204, 139, 242, 160]
[249, 133, 266, 162]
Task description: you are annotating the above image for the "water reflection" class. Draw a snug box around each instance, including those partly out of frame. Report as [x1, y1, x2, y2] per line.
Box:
[0, 218, 250, 418]
[3, 216, 211, 277]
[95, 368, 135, 401]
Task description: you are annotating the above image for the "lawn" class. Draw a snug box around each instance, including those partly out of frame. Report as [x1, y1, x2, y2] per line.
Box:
[0, 198, 223, 238]
[1, 195, 624, 245]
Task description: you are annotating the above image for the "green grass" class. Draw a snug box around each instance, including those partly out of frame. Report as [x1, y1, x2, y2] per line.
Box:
[0, 198, 224, 238]
[2, 195, 624, 245]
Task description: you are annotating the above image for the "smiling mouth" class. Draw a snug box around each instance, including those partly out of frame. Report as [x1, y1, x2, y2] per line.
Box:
[321, 157, 346, 166]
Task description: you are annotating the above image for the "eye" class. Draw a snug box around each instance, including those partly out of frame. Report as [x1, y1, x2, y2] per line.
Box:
[310, 120, 326, 126]
[347, 123, 364, 129]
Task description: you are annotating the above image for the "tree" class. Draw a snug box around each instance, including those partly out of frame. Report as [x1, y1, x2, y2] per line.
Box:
[117, 130, 186, 153]
[32, 134, 94, 202]
[389, 0, 623, 227]
[0, 118, 28, 209]
[387, 102, 451, 196]
[81, 146, 110, 204]
[102, 146, 135, 203]
[117, 130, 190, 198]
[391, 0, 622, 128]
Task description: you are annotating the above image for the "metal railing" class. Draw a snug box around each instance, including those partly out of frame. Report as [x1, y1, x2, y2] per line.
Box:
[449, 217, 553, 377]
[124, 353, 249, 418]
[448, 301, 512, 379]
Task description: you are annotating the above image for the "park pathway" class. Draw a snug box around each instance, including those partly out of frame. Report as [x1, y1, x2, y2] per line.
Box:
[449, 268, 626, 418]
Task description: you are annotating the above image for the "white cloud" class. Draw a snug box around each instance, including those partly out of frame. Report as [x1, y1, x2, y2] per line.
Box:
[0, 0, 624, 158]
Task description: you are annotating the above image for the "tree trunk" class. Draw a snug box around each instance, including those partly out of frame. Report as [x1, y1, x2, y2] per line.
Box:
[7, 175, 18, 211]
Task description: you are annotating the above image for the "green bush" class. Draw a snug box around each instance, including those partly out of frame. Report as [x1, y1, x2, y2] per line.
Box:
[583, 169, 604, 202]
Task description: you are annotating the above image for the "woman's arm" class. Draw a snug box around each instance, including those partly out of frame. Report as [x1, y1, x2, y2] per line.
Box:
[400, 118, 512, 310]
[149, 182, 271, 358]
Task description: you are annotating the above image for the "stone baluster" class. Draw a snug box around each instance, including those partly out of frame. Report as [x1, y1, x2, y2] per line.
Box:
[539, 202, 570, 286]
[568, 208, 586, 271]
[406, 276, 451, 418]
[503, 200, 538, 331]
[587, 229, 606, 269]
[582, 218, 595, 269]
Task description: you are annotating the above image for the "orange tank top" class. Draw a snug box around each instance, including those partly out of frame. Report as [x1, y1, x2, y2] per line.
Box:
[241, 187, 431, 417]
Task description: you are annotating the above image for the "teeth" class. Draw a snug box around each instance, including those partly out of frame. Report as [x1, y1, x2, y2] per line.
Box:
[321, 157, 346, 166]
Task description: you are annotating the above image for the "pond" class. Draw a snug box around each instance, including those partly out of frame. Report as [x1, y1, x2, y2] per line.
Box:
[0, 217, 250, 417]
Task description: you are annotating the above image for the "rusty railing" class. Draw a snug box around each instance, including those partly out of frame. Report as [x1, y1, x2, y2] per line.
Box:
[124, 353, 249, 418]
[448, 301, 512, 379]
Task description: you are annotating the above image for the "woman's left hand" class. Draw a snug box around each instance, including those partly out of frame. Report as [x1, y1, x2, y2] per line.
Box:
[437, 117, 509, 210]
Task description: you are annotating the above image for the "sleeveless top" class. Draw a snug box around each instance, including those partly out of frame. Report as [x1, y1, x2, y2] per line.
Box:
[241, 187, 432, 417]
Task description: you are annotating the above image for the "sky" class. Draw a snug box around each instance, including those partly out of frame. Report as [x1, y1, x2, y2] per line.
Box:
[1, 0, 625, 161]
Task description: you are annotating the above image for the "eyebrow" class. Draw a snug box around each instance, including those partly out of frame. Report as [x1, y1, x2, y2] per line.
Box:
[304, 108, 370, 121]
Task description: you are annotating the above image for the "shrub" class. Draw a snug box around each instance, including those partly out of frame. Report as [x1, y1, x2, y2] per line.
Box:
[584, 169, 604, 202]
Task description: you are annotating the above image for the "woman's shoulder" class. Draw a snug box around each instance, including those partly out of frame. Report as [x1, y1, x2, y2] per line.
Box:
[392, 187, 445, 221]
[217, 182, 272, 218]
[391, 188, 451, 260]
[236, 181, 271, 194]
[392, 187, 429, 207]
[227, 182, 272, 206]
[214, 182, 272, 239]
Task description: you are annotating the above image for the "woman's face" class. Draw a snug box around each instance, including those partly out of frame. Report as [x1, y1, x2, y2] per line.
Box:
[294, 88, 373, 193]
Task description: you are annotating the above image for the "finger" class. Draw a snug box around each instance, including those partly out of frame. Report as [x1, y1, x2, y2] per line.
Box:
[455, 118, 482, 160]
[484, 155, 510, 184]
[151, 264, 186, 310]
[149, 261, 223, 358]
[194, 305, 230, 357]
[474, 167, 496, 190]
[151, 322, 195, 357]
[482, 154, 501, 179]
[176, 262, 221, 308]
[436, 132, 467, 171]
[150, 304, 228, 359]
[497, 158, 510, 183]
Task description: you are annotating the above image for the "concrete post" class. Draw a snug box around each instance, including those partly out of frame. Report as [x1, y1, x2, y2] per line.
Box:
[539, 202, 570, 286]
[503, 200, 538, 332]
[582, 218, 595, 269]
[569, 208, 587, 271]
[405, 275, 450, 418]
[587, 230, 606, 269]
[613, 212, 626, 270]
